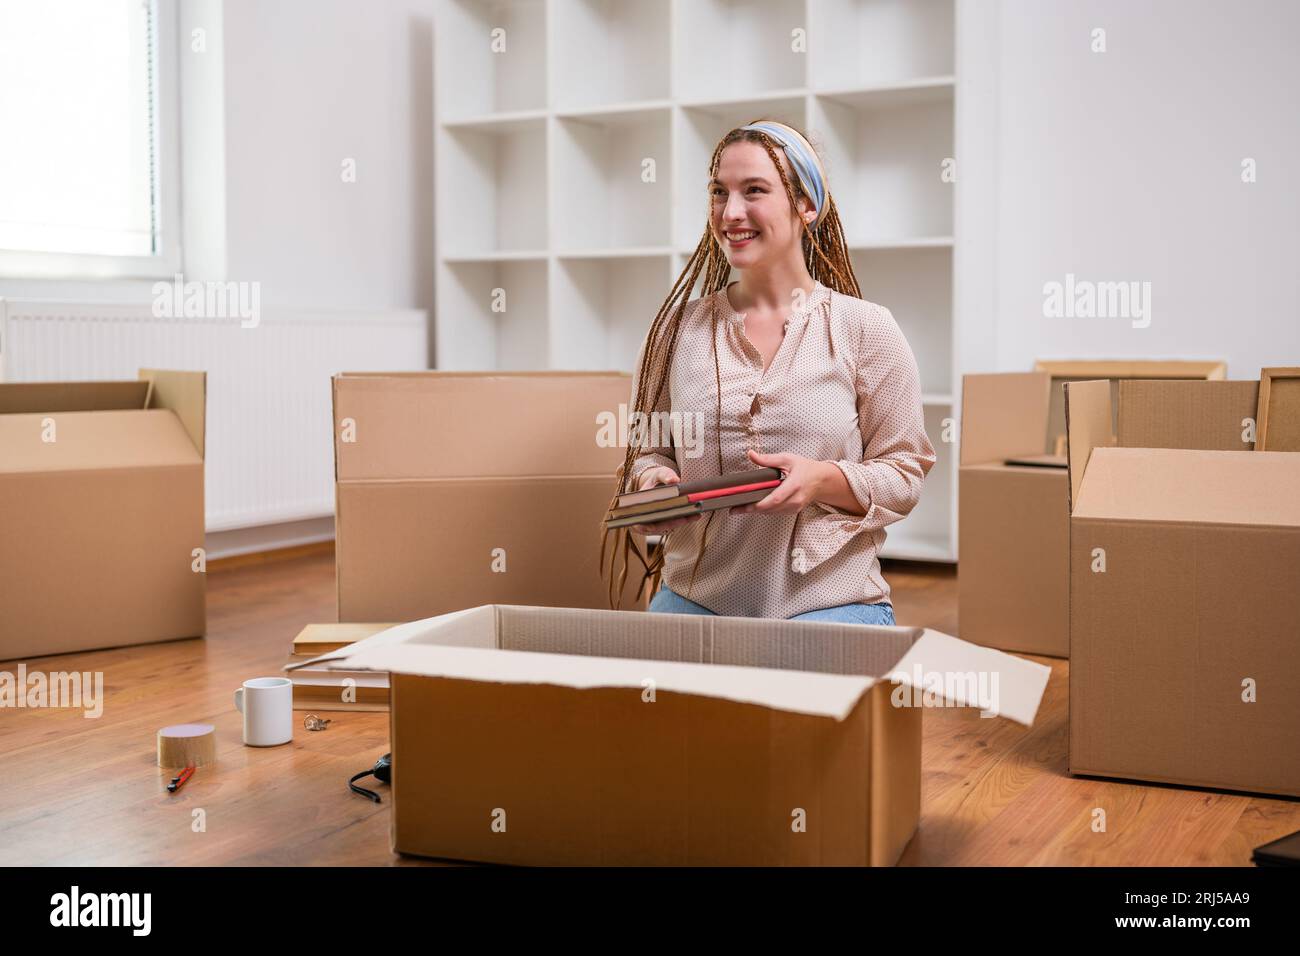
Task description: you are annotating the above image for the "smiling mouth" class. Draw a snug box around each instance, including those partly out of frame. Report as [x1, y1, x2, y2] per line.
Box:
[724, 230, 758, 243]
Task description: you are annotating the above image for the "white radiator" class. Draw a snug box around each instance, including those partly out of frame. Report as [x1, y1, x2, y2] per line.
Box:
[0, 299, 427, 531]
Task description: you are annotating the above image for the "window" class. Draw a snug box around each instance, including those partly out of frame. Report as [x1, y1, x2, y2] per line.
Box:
[0, 0, 180, 278]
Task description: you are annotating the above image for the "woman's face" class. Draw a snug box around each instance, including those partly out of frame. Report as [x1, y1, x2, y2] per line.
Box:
[709, 140, 813, 271]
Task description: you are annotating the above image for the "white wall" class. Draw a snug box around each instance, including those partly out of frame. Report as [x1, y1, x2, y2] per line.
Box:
[220, 0, 434, 317]
[0, 0, 436, 343]
[957, 0, 1300, 382]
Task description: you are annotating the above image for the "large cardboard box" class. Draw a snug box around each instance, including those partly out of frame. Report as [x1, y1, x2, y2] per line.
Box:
[293, 604, 1051, 866]
[332, 372, 645, 622]
[0, 369, 206, 660]
[959, 372, 1068, 657]
[959, 360, 1226, 658]
[1065, 378, 1299, 797]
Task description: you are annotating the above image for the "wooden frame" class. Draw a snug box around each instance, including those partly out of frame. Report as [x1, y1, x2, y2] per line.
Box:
[1033, 359, 1227, 380]
[1257, 367, 1300, 451]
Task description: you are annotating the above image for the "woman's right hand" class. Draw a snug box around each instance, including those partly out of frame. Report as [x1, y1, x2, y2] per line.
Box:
[628, 466, 702, 536]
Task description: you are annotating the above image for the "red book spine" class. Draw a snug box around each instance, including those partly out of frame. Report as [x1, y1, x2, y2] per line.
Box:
[685, 479, 781, 503]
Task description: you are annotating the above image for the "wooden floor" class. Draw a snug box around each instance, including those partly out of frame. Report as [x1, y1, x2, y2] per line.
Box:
[1, 547, 1294, 866]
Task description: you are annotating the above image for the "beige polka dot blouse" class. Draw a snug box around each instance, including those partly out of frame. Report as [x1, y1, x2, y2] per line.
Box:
[628, 279, 937, 619]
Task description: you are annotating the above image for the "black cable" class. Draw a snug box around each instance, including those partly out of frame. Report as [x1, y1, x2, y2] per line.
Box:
[349, 768, 382, 803]
[348, 753, 392, 803]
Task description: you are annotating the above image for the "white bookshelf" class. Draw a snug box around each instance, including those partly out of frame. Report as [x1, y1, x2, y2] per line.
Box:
[434, 0, 959, 561]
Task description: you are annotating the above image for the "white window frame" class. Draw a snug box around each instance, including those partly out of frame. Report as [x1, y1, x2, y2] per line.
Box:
[0, 0, 183, 280]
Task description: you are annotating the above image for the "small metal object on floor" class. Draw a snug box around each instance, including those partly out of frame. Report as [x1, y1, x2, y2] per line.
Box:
[303, 714, 331, 731]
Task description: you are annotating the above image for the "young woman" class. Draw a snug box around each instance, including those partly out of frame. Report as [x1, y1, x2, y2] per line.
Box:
[600, 120, 935, 624]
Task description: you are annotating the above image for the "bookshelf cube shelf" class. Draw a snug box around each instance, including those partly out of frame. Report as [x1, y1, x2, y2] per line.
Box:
[440, 116, 548, 256]
[850, 245, 952, 397]
[554, 106, 672, 251]
[434, 0, 962, 560]
[813, 83, 954, 243]
[675, 0, 808, 102]
[553, 0, 671, 110]
[441, 0, 548, 119]
[809, 0, 955, 88]
[440, 259, 548, 370]
[552, 254, 674, 368]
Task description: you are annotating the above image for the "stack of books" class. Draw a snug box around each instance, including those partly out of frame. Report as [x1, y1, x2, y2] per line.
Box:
[283, 622, 398, 712]
[605, 467, 784, 529]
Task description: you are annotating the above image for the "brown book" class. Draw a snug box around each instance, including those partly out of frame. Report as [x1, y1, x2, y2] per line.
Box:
[614, 467, 782, 508]
[605, 486, 774, 529]
[606, 503, 699, 529]
[609, 494, 690, 519]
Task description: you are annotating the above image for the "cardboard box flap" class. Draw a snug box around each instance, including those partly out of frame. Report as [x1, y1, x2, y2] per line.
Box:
[0, 380, 149, 414]
[886, 629, 1051, 725]
[1073, 447, 1300, 527]
[332, 371, 633, 481]
[959, 372, 1051, 466]
[1116, 379, 1259, 451]
[0, 409, 204, 474]
[1064, 380, 1113, 513]
[319, 641, 876, 720]
[285, 605, 499, 670]
[140, 369, 207, 458]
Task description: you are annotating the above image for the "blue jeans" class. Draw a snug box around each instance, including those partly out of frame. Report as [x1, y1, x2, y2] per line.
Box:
[648, 584, 895, 626]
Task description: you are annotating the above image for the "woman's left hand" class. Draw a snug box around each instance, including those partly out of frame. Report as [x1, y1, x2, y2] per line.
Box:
[731, 449, 834, 515]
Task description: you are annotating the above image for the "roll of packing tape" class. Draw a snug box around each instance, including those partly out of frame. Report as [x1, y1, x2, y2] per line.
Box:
[157, 723, 217, 769]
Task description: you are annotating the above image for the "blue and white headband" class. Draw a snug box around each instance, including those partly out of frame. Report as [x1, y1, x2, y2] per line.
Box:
[739, 121, 829, 227]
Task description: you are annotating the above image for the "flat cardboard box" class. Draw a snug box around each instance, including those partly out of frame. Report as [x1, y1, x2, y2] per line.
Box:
[332, 372, 646, 622]
[0, 369, 206, 660]
[1065, 378, 1298, 797]
[959, 361, 1226, 659]
[292, 604, 1051, 866]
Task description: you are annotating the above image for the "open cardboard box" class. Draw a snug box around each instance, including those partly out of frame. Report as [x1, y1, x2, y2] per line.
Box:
[332, 372, 646, 622]
[1065, 378, 1299, 797]
[0, 369, 206, 660]
[291, 604, 1051, 866]
[959, 360, 1226, 658]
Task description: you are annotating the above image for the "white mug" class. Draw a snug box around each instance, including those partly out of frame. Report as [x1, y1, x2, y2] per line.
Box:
[233, 677, 293, 746]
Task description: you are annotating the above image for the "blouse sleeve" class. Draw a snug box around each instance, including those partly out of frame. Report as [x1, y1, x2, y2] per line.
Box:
[830, 304, 936, 526]
[791, 303, 937, 573]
